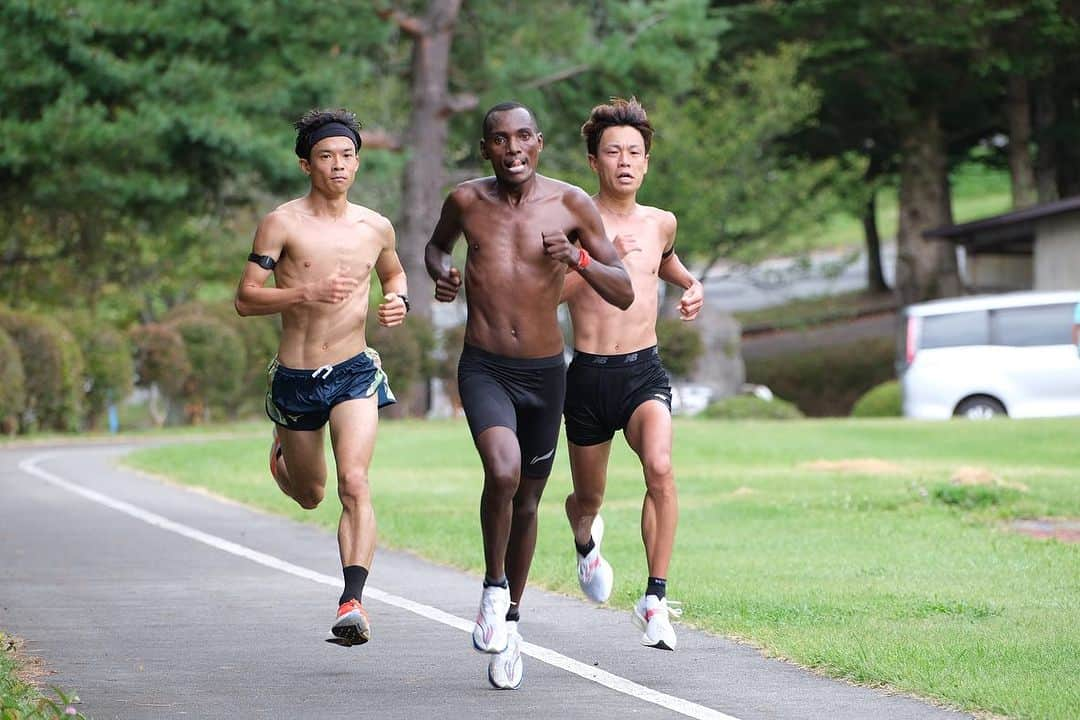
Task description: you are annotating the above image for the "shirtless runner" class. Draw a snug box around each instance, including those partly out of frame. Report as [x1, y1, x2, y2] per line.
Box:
[562, 98, 704, 650]
[425, 102, 633, 688]
[235, 108, 408, 647]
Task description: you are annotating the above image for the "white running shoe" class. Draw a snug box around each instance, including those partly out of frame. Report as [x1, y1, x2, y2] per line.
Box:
[487, 621, 523, 689]
[632, 594, 682, 651]
[576, 515, 613, 603]
[472, 584, 510, 653]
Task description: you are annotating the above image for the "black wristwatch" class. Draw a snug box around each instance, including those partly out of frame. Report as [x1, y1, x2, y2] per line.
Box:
[399, 294, 410, 314]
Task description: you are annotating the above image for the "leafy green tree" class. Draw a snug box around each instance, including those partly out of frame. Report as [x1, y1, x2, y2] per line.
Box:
[0, 0, 390, 315]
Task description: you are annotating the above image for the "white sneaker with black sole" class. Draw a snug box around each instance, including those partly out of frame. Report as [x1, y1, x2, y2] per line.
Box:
[632, 594, 681, 651]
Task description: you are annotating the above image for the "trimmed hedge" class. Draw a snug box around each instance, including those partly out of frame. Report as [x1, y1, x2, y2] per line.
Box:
[851, 380, 902, 418]
[67, 313, 135, 429]
[701, 394, 804, 420]
[656, 318, 705, 379]
[130, 322, 191, 399]
[0, 328, 26, 434]
[0, 310, 84, 432]
[368, 314, 437, 399]
[745, 336, 896, 417]
[165, 301, 279, 412]
[171, 316, 246, 420]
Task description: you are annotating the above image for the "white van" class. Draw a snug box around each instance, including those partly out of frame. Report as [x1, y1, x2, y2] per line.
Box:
[899, 290, 1080, 419]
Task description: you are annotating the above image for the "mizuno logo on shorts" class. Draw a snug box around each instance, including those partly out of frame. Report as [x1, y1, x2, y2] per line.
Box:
[529, 448, 555, 465]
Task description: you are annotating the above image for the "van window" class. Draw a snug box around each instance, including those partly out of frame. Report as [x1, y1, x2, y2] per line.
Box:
[921, 310, 989, 349]
[990, 303, 1074, 346]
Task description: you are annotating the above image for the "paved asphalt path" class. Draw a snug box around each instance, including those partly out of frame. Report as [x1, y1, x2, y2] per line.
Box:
[1, 442, 971, 720]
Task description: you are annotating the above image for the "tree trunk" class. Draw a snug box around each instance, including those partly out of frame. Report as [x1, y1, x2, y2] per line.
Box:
[895, 107, 959, 304]
[1006, 75, 1037, 209]
[1033, 76, 1059, 203]
[395, 0, 464, 323]
[862, 188, 889, 293]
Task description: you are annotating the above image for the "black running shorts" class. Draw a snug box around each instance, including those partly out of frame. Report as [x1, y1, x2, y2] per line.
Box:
[563, 346, 672, 446]
[457, 343, 567, 478]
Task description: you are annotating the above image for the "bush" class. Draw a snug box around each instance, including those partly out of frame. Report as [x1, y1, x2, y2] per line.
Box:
[851, 380, 902, 418]
[67, 313, 135, 430]
[130, 323, 191, 398]
[657, 318, 705, 379]
[171, 316, 247, 421]
[0, 328, 26, 434]
[0, 310, 84, 432]
[745, 337, 896, 417]
[701, 394, 804, 420]
[165, 301, 279, 413]
[130, 322, 191, 426]
[368, 314, 437, 400]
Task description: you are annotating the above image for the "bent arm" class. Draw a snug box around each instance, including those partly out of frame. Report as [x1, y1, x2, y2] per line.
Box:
[375, 222, 408, 298]
[657, 214, 704, 321]
[571, 193, 634, 310]
[425, 192, 464, 282]
[235, 213, 311, 316]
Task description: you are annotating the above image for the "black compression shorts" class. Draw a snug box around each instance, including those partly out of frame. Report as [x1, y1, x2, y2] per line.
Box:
[563, 345, 671, 446]
[457, 343, 566, 478]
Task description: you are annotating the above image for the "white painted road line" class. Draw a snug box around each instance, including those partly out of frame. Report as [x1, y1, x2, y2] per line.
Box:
[20, 453, 741, 720]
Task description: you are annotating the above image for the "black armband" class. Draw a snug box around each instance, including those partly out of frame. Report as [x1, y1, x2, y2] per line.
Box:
[248, 253, 277, 270]
[661, 245, 676, 259]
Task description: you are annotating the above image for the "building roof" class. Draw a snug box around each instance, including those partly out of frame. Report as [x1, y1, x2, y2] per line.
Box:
[925, 195, 1080, 240]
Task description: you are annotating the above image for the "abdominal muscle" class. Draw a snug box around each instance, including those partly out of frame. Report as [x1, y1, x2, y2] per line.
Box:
[569, 273, 660, 355]
[276, 290, 371, 369]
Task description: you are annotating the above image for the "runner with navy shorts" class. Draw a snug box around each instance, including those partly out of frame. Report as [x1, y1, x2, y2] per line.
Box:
[425, 102, 634, 689]
[235, 108, 408, 648]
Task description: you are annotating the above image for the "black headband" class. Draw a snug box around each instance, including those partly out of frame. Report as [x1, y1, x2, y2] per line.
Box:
[296, 122, 361, 159]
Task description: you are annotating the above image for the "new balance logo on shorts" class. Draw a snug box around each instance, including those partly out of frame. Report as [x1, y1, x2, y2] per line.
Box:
[529, 448, 555, 465]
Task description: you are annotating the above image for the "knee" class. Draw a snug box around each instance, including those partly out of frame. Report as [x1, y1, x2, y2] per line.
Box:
[643, 455, 675, 495]
[337, 467, 371, 507]
[294, 486, 325, 510]
[570, 486, 603, 515]
[484, 464, 520, 500]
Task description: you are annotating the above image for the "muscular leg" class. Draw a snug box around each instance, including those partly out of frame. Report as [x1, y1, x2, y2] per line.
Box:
[624, 401, 677, 579]
[565, 441, 612, 545]
[475, 426, 522, 582]
[328, 397, 380, 569]
[275, 426, 328, 510]
[505, 472, 548, 607]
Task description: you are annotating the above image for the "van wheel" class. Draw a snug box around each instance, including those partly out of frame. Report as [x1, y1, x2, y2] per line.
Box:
[954, 396, 1007, 420]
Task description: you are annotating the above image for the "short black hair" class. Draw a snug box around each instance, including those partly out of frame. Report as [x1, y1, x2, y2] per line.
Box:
[581, 97, 653, 157]
[293, 108, 362, 159]
[482, 102, 540, 138]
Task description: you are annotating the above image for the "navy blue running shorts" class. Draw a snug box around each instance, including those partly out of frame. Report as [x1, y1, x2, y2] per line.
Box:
[265, 348, 395, 431]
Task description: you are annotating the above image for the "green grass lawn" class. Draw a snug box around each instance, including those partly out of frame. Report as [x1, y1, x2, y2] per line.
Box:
[124, 417, 1080, 719]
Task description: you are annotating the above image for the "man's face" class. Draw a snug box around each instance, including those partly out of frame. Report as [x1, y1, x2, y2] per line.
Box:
[480, 108, 543, 186]
[589, 125, 648, 195]
[300, 135, 359, 191]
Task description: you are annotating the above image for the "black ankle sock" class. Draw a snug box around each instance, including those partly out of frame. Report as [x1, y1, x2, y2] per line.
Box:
[575, 536, 596, 557]
[505, 605, 520, 623]
[483, 575, 509, 588]
[647, 576, 667, 600]
[339, 565, 369, 605]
